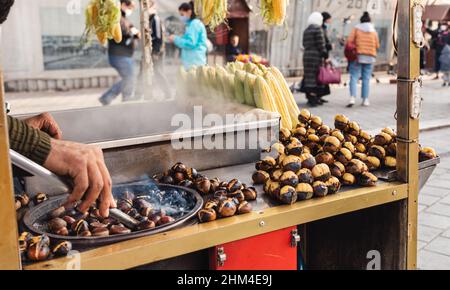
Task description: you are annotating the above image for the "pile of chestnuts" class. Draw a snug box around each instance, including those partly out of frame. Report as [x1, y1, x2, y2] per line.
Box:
[15, 192, 49, 211]
[198, 179, 256, 223]
[19, 232, 72, 262]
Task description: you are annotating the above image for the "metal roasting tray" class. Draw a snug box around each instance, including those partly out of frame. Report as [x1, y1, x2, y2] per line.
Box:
[23, 183, 203, 247]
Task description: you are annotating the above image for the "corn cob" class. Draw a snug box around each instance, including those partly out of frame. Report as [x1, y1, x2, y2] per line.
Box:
[265, 71, 292, 129]
[269, 67, 300, 128]
[234, 70, 247, 104]
[272, 0, 287, 26]
[244, 73, 257, 107]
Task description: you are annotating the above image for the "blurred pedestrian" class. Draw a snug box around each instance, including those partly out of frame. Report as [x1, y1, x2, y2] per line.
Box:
[319, 11, 333, 104]
[226, 34, 242, 62]
[302, 12, 330, 107]
[168, 1, 208, 70]
[439, 44, 450, 87]
[428, 22, 450, 80]
[346, 12, 379, 107]
[100, 0, 140, 106]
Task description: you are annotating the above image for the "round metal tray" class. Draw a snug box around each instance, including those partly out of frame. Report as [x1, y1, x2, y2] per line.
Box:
[23, 184, 203, 247]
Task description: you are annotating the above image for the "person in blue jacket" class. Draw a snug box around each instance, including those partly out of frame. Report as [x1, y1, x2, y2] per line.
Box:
[168, 1, 207, 70]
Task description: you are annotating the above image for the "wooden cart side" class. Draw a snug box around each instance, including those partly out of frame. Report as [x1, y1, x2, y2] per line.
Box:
[0, 67, 22, 270]
[396, 0, 421, 270]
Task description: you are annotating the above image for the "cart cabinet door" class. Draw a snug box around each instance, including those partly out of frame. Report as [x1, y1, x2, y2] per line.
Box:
[210, 226, 298, 270]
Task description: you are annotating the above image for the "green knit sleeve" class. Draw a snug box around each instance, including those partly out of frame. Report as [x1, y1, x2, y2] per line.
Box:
[7, 116, 52, 165]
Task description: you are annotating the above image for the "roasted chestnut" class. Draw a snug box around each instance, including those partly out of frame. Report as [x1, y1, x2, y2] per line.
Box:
[48, 218, 67, 234]
[292, 127, 307, 140]
[334, 114, 349, 131]
[71, 219, 89, 236]
[198, 208, 217, 223]
[296, 183, 314, 201]
[15, 193, 30, 208]
[315, 152, 335, 166]
[18, 232, 33, 254]
[52, 241, 72, 257]
[237, 201, 253, 214]
[419, 147, 437, 162]
[269, 142, 286, 156]
[358, 131, 372, 144]
[312, 164, 331, 181]
[179, 179, 194, 188]
[282, 155, 302, 172]
[242, 187, 258, 201]
[279, 186, 298, 205]
[386, 143, 397, 156]
[313, 181, 328, 197]
[382, 127, 396, 137]
[307, 134, 320, 143]
[173, 172, 186, 184]
[286, 142, 304, 156]
[110, 225, 132, 235]
[347, 121, 360, 136]
[297, 109, 310, 123]
[318, 125, 331, 136]
[355, 143, 367, 153]
[335, 148, 352, 165]
[374, 132, 393, 146]
[346, 159, 369, 175]
[256, 156, 277, 172]
[92, 227, 110, 237]
[366, 156, 381, 170]
[195, 177, 212, 195]
[172, 162, 188, 174]
[331, 130, 345, 143]
[159, 175, 174, 185]
[137, 220, 156, 230]
[228, 190, 246, 203]
[330, 162, 346, 178]
[342, 142, 355, 155]
[310, 116, 323, 129]
[342, 173, 356, 186]
[358, 172, 378, 187]
[325, 177, 341, 194]
[218, 199, 237, 218]
[267, 181, 281, 199]
[252, 170, 270, 185]
[323, 136, 341, 154]
[345, 133, 358, 145]
[280, 128, 292, 144]
[80, 231, 92, 237]
[300, 153, 317, 170]
[27, 238, 50, 261]
[186, 167, 199, 180]
[280, 171, 299, 188]
[34, 192, 48, 205]
[354, 152, 368, 162]
[62, 215, 76, 226]
[297, 168, 314, 184]
[270, 169, 284, 182]
[368, 145, 386, 160]
[227, 179, 243, 193]
[384, 156, 397, 168]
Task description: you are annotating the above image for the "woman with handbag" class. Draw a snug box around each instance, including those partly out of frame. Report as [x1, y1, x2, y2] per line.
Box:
[302, 12, 330, 107]
[346, 12, 380, 107]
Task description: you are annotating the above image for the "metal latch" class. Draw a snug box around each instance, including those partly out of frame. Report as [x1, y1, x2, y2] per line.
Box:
[217, 247, 227, 267]
[290, 229, 301, 247]
[411, 77, 423, 119]
[5, 102, 10, 114]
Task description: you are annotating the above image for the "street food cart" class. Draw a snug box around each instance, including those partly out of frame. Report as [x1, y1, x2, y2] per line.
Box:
[0, 0, 436, 270]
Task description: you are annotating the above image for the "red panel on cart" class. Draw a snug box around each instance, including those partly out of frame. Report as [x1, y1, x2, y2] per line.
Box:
[210, 226, 297, 270]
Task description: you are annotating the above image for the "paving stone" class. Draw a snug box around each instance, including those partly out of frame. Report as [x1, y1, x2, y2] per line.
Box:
[418, 241, 427, 250]
[428, 179, 450, 190]
[418, 225, 443, 242]
[418, 194, 440, 206]
[420, 186, 450, 198]
[418, 204, 426, 212]
[442, 229, 450, 238]
[419, 212, 450, 229]
[425, 237, 450, 256]
[440, 195, 450, 205]
[426, 203, 450, 217]
[418, 250, 450, 270]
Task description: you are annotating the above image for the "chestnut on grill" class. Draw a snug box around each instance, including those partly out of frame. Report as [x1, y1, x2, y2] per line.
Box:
[186, 167, 199, 180]
[312, 164, 331, 181]
[71, 219, 89, 236]
[110, 225, 132, 235]
[313, 181, 328, 197]
[34, 193, 48, 205]
[252, 170, 270, 185]
[218, 199, 237, 218]
[355, 143, 367, 153]
[15, 193, 30, 208]
[159, 175, 174, 185]
[173, 172, 186, 184]
[310, 116, 323, 129]
[195, 177, 212, 195]
[286, 142, 304, 156]
[331, 130, 345, 143]
[296, 183, 314, 201]
[354, 152, 368, 162]
[358, 131, 372, 144]
[336, 148, 353, 165]
[227, 179, 244, 193]
[358, 172, 378, 187]
[52, 241, 72, 257]
[318, 125, 331, 136]
[80, 231, 92, 237]
[325, 177, 341, 194]
[48, 206, 66, 219]
[280, 128, 292, 144]
[374, 132, 392, 146]
[269, 142, 286, 156]
[27, 240, 50, 262]
[366, 156, 381, 170]
[62, 215, 76, 226]
[179, 179, 194, 188]
[270, 169, 284, 182]
[213, 190, 228, 201]
[282, 155, 302, 172]
[307, 134, 320, 143]
[300, 153, 316, 170]
[330, 162, 346, 178]
[419, 147, 437, 162]
[386, 143, 397, 156]
[342, 173, 356, 186]
[280, 171, 299, 188]
[268, 181, 282, 199]
[368, 145, 386, 160]
[48, 218, 67, 233]
[346, 159, 369, 175]
[323, 136, 341, 154]
[228, 190, 246, 203]
[279, 186, 298, 205]
[335, 114, 349, 131]
[343, 134, 357, 146]
[172, 162, 188, 174]
[237, 201, 253, 214]
[384, 156, 397, 168]
[198, 208, 217, 223]
[137, 220, 156, 230]
[298, 109, 312, 123]
[92, 227, 110, 237]
[315, 152, 335, 166]
[209, 178, 221, 193]
[297, 168, 314, 184]
[292, 127, 307, 140]
[19, 232, 33, 254]
[256, 156, 277, 172]
[242, 187, 258, 201]
[343, 142, 356, 154]
[347, 121, 361, 136]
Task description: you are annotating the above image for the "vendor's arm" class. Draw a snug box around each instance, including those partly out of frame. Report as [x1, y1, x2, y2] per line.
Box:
[174, 21, 200, 50]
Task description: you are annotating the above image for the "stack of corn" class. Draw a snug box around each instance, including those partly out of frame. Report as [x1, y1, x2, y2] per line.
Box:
[195, 0, 228, 31]
[177, 61, 300, 130]
[83, 0, 122, 46]
[260, 0, 289, 26]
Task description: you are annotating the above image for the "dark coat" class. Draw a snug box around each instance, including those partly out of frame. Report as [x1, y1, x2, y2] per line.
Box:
[303, 24, 328, 91]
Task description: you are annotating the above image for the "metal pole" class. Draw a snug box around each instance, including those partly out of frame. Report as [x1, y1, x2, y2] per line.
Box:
[396, 0, 420, 270]
[139, 0, 154, 99]
[0, 67, 22, 270]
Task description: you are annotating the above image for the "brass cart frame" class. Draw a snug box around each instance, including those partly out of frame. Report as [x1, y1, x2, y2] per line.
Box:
[0, 0, 421, 270]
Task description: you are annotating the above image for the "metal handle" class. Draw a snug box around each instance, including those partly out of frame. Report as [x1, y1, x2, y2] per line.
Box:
[9, 149, 70, 193]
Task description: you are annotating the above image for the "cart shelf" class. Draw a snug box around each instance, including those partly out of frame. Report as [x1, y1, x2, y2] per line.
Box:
[24, 163, 407, 270]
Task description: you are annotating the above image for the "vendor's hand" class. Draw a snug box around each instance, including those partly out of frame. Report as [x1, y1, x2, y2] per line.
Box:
[168, 35, 176, 43]
[43, 139, 116, 217]
[25, 113, 63, 140]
